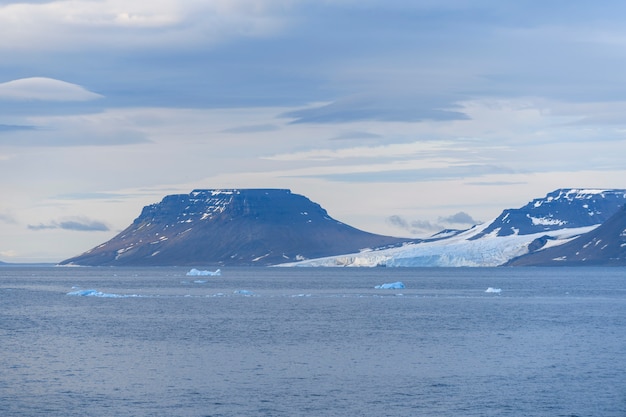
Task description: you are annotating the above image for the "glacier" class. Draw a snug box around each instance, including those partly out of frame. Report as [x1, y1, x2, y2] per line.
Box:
[283, 222, 598, 267]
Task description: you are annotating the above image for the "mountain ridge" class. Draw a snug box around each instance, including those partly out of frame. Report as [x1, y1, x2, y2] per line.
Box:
[470, 188, 626, 238]
[505, 204, 626, 266]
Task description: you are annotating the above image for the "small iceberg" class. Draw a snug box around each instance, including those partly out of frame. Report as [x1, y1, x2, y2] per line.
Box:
[186, 268, 221, 276]
[233, 289, 255, 296]
[485, 287, 502, 293]
[67, 289, 137, 298]
[375, 281, 405, 289]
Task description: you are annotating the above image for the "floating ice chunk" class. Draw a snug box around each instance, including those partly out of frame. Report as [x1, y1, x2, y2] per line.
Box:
[193, 280, 208, 284]
[186, 268, 221, 276]
[67, 289, 103, 297]
[66, 289, 137, 298]
[234, 289, 254, 296]
[375, 281, 405, 289]
[485, 287, 502, 293]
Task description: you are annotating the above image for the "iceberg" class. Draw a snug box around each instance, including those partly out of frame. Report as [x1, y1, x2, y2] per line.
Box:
[375, 281, 405, 289]
[233, 289, 255, 296]
[485, 287, 502, 293]
[66, 289, 138, 298]
[186, 268, 221, 276]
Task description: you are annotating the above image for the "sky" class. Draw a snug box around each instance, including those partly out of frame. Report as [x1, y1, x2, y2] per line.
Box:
[2, 0, 626, 263]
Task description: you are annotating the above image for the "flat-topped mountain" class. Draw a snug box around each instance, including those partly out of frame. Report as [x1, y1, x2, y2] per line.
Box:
[60, 189, 411, 266]
[505, 204, 626, 266]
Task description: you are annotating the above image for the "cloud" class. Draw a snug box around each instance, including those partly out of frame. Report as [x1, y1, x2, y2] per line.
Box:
[0, 249, 18, 258]
[0, 124, 37, 132]
[0, 0, 289, 51]
[438, 211, 479, 225]
[467, 181, 527, 186]
[0, 213, 16, 224]
[282, 94, 469, 124]
[386, 214, 410, 230]
[387, 211, 479, 236]
[221, 124, 280, 134]
[0, 77, 103, 101]
[0, 129, 148, 147]
[387, 215, 442, 234]
[27, 217, 110, 232]
[0, 0, 183, 39]
[53, 191, 131, 200]
[302, 164, 516, 183]
[330, 131, 383, 141]
[0, 108, 150, 146]
[266, 140, 459, 162]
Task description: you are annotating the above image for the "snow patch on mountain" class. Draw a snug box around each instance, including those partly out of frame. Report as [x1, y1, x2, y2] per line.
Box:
[528, 216, 566, 226]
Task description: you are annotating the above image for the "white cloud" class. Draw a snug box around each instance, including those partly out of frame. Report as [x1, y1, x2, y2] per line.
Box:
[0, 249, 18, 258]
[0, 77, 103, 101]
[0, 0, 182, 29]
[0, 0, 291, 50]
[28, 217, 110, 232]
[439, 211, 479, 225]
[0, 212, 16, 224]
[264, 141, 459, 162]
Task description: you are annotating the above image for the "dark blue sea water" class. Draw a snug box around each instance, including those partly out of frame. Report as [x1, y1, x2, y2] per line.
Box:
[1, 266, 625, 417]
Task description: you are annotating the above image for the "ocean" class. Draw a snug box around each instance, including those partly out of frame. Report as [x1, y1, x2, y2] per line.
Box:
[1, 266, 625, 416]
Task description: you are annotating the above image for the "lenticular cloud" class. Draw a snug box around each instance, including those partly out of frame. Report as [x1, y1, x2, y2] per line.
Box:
[0, 77, 103, 101]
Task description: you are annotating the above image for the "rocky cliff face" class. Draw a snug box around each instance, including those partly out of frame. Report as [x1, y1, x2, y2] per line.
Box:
[505, 205, 626, 266]
[60, 189, 411, 266]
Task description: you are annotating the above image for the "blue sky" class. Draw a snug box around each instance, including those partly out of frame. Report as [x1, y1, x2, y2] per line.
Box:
[2, 0, 626, 262]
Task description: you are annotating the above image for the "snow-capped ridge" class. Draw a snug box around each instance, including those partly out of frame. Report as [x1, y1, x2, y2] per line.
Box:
[506, 204, 626, 266]
[471, 188, 626, 239]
